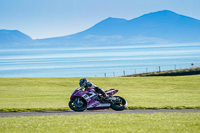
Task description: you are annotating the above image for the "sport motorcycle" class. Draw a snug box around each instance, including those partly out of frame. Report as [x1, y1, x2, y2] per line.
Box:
[68, 87, 127, 111]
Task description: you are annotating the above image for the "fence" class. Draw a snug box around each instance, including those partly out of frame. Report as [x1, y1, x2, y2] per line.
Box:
[82, 63, 199, 77]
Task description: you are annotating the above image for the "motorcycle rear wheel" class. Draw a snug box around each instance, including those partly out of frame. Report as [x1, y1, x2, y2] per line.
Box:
[111, 96, 127, 111]
[68, 97, 87, 112]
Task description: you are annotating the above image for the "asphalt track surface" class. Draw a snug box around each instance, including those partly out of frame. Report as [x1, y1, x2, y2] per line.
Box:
[1, 109, 200, 117]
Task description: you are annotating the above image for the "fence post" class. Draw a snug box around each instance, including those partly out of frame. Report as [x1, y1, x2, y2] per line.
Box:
[191, 63, 194, 68]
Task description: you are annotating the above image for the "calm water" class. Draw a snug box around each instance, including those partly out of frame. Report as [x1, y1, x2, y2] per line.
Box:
[0, 43, 200, 77]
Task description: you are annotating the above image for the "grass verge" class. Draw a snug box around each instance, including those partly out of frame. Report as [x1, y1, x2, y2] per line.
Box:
[1, 106, 200, 112]
[0, 76, 200, 112]
[0, 107, 70, 112]
[126, 67, 200, 77]
[0, 113, 200, 133]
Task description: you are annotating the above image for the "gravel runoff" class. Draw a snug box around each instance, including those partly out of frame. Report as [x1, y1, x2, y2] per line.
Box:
[1, 109, 200, 117]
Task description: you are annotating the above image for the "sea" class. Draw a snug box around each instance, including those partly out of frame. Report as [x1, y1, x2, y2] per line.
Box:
[0, 43, 200, 77]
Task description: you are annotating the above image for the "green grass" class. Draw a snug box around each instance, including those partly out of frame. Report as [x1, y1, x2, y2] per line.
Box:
[0, 113, 200, 133]
[126, 67, 200, 77]
[0, 76, 200, 112]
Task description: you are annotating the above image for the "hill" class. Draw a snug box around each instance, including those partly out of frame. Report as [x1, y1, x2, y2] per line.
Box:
[1, 10, 200, 47]
[0, 30, 33, 47]
[35, 10, 200, 47]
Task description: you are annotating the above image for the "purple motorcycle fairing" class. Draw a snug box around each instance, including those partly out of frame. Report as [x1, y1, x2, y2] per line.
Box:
[70, 88, 118, 110]
[70, 89, 87, 100]
[105, 89, 118, 97]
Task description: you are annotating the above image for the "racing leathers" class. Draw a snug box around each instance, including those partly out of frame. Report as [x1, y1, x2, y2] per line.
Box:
[85, 82, 108, 97]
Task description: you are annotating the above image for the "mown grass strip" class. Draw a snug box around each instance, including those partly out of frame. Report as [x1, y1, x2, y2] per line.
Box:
[1, 113, 200, 133]
[128, 106, 200, 110]
[0, 107, 70, 112]
[1, 106, 200, 112]
[1, 76, 200, 112]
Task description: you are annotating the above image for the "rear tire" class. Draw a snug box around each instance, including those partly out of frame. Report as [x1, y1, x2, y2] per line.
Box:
[68, 97, 87, 112]
[111, 96, 127, 111]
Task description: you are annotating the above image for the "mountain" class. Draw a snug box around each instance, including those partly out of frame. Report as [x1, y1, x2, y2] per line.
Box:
[0, 30, 33, 45]
[36, 10, 200, 47]
[1, 10, 200, 48]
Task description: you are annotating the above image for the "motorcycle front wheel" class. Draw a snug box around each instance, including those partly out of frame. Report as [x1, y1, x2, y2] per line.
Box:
[111, 96, 127, 111]
[68, 97, 87, 112]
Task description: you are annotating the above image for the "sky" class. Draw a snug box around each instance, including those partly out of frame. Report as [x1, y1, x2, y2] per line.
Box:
[0, 0, 200, 39]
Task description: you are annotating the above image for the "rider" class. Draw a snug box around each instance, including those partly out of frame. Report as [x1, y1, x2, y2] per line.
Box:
[79, 78, 108, 98]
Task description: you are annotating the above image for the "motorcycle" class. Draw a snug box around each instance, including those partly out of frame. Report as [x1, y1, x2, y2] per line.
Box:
[68, 87, 127, 111]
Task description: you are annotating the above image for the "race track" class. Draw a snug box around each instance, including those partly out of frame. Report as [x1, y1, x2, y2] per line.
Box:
[1, 109, 200, 117]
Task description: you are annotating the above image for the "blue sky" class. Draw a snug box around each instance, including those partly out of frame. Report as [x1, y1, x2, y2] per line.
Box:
[0, 0, 200, 39]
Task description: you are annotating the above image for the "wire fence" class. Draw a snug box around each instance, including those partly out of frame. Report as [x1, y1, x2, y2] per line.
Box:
[2, 63, 198, 77]
[81, 63, 200, 77]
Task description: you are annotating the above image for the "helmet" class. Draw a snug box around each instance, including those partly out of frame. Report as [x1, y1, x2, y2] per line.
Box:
[79, 78, 88, 87]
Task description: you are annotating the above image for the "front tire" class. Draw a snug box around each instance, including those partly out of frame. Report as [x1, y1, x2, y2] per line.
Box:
[111, 96, 127, 111]
[68, 97, 87, 112]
